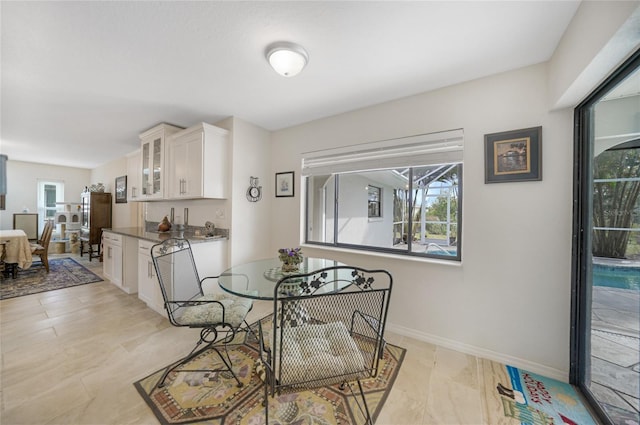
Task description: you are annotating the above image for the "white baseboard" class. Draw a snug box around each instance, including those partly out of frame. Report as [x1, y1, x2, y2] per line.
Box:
[386, 322, 568, 382]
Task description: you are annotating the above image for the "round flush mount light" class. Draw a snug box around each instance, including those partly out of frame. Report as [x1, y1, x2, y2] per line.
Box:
[266, 41, 309, 77]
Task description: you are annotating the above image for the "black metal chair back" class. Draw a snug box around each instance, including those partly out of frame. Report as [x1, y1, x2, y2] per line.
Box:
[258, 265, 392, 424]
[150, 238, 253, 389]
[151, 238, 204, 326]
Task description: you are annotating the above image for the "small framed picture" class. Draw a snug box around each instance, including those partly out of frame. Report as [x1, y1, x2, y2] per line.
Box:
[484, 126, 542, 183]
[275, 171, 295, 197]
[115, 175, 127, 203]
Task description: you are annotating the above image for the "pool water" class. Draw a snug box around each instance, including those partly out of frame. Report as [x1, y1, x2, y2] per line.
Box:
[592, 264, 640, 290]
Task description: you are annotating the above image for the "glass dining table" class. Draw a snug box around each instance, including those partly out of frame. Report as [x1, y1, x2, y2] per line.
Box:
[217, 257, 350, 300]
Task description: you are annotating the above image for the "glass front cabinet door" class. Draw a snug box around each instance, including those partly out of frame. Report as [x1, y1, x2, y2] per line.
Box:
[138, 123, 182, 200]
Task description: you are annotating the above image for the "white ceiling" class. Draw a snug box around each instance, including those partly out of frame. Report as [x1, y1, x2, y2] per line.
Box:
[1, 1, 581, 169]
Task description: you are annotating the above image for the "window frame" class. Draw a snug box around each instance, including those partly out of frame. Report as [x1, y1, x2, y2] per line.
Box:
[304, 164, 462, 262]
[302, 130, 464, 262]
[37, 179, 64, 231]
[367, 185, 382, 219]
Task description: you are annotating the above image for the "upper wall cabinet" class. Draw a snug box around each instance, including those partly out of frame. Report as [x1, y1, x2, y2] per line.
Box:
[167, 123, 229, 199]
[126, 149, 141, 201]
[139, 123, 183, 200]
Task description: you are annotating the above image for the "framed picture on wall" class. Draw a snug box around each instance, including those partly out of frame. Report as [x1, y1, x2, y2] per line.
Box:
[484, 126, 542, 183]
[115, 175, 127, 203]
[275, 171, 295, 197]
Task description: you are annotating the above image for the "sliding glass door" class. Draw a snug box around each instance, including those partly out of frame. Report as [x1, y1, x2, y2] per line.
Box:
[572, 50, 640, 425]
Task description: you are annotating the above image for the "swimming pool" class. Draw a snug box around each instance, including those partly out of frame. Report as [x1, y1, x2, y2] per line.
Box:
[592, 263, 640, 290]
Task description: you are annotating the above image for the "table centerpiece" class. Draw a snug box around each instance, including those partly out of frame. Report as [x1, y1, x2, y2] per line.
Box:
[278, 247, 303, 273]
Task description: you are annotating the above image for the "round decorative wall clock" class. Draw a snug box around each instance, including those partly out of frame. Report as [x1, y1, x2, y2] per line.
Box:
[246, 176, 262, 202]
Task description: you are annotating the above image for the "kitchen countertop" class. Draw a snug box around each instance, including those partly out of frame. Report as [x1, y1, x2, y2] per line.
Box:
[104, 227, 227, 244]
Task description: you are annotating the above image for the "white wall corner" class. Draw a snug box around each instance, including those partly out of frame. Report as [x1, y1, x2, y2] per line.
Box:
[548, 1, 640, 110]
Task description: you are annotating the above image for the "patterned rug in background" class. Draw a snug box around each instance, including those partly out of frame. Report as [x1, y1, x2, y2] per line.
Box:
[134, 326, 405, 425]
[482, 358, 597, 425]
[0, 257, 103, 300]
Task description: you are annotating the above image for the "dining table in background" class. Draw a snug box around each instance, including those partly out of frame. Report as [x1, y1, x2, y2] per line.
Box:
[0, 229, 33, 278]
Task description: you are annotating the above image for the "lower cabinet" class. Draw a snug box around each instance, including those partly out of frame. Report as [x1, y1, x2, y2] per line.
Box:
[191, 240, 228, 292]
[103, 231, 229, 315]
[138, 240, 165, 315]
[102, 231, 138, 294]
[137, 239, 229, 316]
[103, 232, 123, 286]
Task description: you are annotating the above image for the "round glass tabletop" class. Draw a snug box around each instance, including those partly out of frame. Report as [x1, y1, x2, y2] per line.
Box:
[217, 257, 348, 300]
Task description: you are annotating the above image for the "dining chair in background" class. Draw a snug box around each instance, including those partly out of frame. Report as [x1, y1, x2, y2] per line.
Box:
[150, 238, 254, 389]
[13, 213, 38, 241]
[0, 240, 9, 278]
[30, 220, 53, 272]
[257, 265, 393, 425]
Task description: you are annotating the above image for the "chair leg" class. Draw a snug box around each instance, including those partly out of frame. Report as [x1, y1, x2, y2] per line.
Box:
[43, 254, 49, 273]
[241, 319, 259, 342]
[339, 380, 372, 424]
[357, 379, 373, 425]
[155, 329, 243, 389]
[264, 378, 269, 425]
[156, 340, 207, 388]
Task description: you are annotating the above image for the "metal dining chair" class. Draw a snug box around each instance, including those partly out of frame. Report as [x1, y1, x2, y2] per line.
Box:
[257, 265, 393, 425]
[150, 238, 254, 389]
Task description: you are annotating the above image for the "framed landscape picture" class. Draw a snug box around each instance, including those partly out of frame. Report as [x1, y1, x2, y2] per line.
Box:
[484, 126, 542, 183]
[275, 171, 295, 197]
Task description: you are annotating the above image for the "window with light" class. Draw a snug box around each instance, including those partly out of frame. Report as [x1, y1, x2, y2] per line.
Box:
[303, 130, 463, 261]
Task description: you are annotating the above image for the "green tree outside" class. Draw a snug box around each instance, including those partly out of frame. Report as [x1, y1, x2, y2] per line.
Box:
[593, 146, 640, 259]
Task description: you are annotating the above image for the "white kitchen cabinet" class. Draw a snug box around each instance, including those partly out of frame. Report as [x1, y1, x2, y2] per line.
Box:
[138, 238, 228, 316]
[103, 231, 138, 294]
[167, 123, 229, 199]
[138, 240, 164, 315]
[102, 231, 122, 286]
[192, 239, 229, 294]
[139, 123, 182, 200]
[126, 149, 142, 201]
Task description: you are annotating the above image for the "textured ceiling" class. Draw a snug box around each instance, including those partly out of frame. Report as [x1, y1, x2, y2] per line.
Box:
[1, 1, 581, 169]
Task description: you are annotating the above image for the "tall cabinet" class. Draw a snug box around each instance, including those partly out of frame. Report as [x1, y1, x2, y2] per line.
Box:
[80, 192, 112, 260]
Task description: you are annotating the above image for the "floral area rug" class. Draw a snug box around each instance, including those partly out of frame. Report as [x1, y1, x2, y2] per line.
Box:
[0, 257, 103, 300]
[134, 323, 405, 425]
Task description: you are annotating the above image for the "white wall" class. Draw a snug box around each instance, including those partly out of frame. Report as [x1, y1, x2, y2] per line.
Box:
[217, 117, 272, 266]
[1, 160, 90, 231]
[337, 174, 394, 247]
[548, 1, 640, 108]
[91, 157, 141, 228]
[266, 1, 640, 381]
[270, 64, 574, 379]
[144, 198, 229, 230]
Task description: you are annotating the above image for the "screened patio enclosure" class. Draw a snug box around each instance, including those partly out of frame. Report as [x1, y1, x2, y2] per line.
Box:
[305, 163, 460, 259]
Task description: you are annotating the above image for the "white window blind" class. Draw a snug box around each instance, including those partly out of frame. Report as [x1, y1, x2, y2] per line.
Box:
[302, 129, 464, 176]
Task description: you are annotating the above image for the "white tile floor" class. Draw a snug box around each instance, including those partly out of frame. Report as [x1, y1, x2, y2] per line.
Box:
[0, 254, 586, 424]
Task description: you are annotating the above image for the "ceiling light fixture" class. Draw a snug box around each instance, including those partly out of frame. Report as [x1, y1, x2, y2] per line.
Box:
[266, 41, 309, 77]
